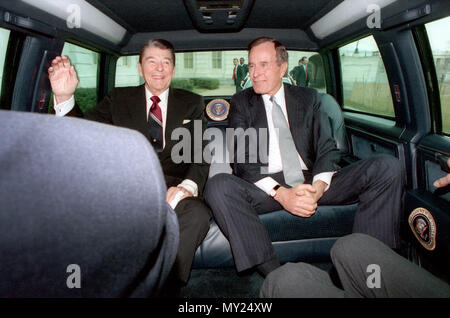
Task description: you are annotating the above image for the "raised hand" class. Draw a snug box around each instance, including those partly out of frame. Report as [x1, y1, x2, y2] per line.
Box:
[48, 56, 79, 104]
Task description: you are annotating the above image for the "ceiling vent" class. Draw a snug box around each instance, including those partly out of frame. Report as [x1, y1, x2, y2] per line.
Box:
[184, 0, 254, 32]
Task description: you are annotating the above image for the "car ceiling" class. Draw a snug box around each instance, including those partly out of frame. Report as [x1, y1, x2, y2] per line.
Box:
[1, 0, 439, 54]
[86, 0, 342, 33]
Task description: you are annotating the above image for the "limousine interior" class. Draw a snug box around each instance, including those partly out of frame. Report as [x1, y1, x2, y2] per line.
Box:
[0, 0, 449, 298]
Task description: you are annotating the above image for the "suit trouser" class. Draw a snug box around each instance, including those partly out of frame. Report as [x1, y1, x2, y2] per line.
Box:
[204, 155, 405, 273]
[259, 233, 450, 297]
[173, 198, 211, 283]
[165, 176, 211, 284]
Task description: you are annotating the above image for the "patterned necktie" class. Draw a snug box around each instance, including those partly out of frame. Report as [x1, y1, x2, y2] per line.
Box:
[270, 96, 305, 187]
[148, 95, 163, 152]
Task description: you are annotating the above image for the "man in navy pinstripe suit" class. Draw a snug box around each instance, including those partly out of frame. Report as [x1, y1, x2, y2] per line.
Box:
[204, 37, 405, 277]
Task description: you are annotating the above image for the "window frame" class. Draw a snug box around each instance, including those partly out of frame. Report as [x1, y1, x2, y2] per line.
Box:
[413, 20, 450, 136]
[0, 28, 23, 110]
[337, 34, 396, 121]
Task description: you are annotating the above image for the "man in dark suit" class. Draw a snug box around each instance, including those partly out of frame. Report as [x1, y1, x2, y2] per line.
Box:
[204, 37, 405, 277]
[234, 57, 248, 92]
[239, 57, 249, 84]
[289, 57, 309, 87]
[232, 58, 241, 92]
[48, 39, 211, 290]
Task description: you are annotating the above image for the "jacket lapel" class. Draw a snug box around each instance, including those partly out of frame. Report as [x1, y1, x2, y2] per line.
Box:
[248, 88, 269, 159]
[284, 83, 307, 156]
[248, 89, 269, 130]
[127, 84, 148, 137]
[162, 88, 185, 157]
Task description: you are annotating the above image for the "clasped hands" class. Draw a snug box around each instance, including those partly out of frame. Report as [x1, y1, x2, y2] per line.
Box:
[166, 186, 193, 205]
[274, 181, 327, 218]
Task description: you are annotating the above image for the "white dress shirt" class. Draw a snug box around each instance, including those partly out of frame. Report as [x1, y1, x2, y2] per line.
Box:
[54, 87, 198, 197]
[254, 85, 334, 195]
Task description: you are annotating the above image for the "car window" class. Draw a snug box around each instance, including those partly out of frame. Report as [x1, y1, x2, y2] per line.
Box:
[60, 42, 99, 112]
[425, 16, 450, 135]
[339, 35, 394, 118]
[115, 50, 326, 96]
[0, 27, 11, 98]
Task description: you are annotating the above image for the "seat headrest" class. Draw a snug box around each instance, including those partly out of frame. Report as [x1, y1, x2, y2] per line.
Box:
[0, 110, 175, 297]
[319, 93, 349, 154]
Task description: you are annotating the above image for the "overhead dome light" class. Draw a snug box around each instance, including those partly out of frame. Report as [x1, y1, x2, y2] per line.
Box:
[310, 0, 397, 40]
[184, 0, 254, 32]
[21, 0, 127, 44]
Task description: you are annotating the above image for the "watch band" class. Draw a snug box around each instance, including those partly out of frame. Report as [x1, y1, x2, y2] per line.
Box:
[269, 184, 281, 197]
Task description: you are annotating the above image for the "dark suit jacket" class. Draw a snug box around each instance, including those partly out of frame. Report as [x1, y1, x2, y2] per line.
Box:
[228, 83, 341, 184]
[290, 65, 309, 87]
[236, 65, 247, 87]
[66, 85, 210, 193]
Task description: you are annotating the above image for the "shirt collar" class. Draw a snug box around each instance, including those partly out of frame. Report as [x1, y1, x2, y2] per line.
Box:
[262, 83, 285, 106]
[145, 87, 169, 108]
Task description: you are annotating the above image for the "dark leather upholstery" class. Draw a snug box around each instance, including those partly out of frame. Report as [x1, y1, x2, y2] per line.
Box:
[319, 93, 349, 154]
[194, 93, 356, 268]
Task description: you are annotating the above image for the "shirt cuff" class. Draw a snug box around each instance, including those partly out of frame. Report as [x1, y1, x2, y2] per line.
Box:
[254, 177, 279, 195]
[178, 179, 198, 197]
[313, 172, 335, 192]
[54, 95, 75, 117]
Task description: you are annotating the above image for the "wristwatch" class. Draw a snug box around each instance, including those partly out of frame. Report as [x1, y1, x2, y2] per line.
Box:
[269, 184, 281, 197]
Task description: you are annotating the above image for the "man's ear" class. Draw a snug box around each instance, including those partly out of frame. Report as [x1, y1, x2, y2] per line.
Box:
[281, 61, 288, 77]
[137, 62, 143, 77]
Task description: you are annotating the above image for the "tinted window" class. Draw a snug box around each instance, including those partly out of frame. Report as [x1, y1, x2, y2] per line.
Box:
[425, 16, 450, 134]
[339, 35, 394, 117]
[60, 42, 99, 112]
[116, 55, 143, 87]
[0, 28, 11, 97]
[115, 50, 326, 96]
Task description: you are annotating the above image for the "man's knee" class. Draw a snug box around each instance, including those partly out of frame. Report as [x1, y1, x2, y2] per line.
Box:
[260, 262, 343, 298]
[331, 233, 376, 264]
[369, 155, 405, 181]
[260, 263, 307, 298]
[177, 198, 211, 230]
[204, 173, 235, 205]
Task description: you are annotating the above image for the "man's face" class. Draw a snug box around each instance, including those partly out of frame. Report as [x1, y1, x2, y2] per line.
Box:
[249, 42, 287, 96]
[240, 58, 245, 65]
[137, 46, 175, 95]
[302, 58, 309, 65]
[233, 59, 238, 66]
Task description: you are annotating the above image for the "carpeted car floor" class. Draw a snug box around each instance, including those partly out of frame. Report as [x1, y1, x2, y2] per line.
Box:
[180, 263, 334, 298]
